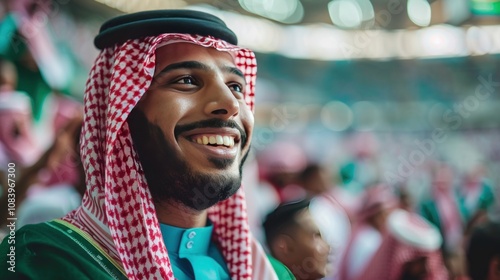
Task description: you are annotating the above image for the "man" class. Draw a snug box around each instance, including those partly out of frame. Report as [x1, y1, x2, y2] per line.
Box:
[298, 163, 352, 280]
[420, 163, 466, 278]
[0, 59, 40, 240]
[263, 199, 331, 280]
[466, 220, 500, 280]
[0, 59, 39, 170]
[420, 163, 464, 252]
[338, 183, 396, 280]
[0, 9, 283, 279]
[257, 141, 308, 203]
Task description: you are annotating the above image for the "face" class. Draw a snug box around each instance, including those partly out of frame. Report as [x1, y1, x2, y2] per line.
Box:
[432, 166, 453, 192]
[128, 43, 254, 211]
[286, 209, 331, 280]
[301, 166, 331, 195]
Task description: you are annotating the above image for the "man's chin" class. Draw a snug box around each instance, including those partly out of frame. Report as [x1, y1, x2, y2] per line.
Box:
[205, 156, 235, 169]
[189, 160, 241, 176]
[188, 179, 241, 211]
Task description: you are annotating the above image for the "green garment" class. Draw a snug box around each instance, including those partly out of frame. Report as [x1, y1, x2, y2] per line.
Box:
[159, 221, 230, 279]
[0, 219, 126, 279]
[267, 255, 296, 280]
[421, 181, 496, 236]
[457, 181, 496, 221]
[0, 219, 291, 279]
[0, 13, 52, 122]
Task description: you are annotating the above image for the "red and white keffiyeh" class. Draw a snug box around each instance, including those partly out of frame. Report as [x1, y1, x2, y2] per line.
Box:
[352, 209, 448, 280]
[62, 33, 277, 280]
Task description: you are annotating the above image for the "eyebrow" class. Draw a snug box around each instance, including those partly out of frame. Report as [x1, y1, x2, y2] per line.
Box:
[222, 65, 245, 79]
[157, 60, 245, 79]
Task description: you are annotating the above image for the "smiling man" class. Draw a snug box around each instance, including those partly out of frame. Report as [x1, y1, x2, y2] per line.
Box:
[128, 43, 252, 216]
[0, 9, 286, 280]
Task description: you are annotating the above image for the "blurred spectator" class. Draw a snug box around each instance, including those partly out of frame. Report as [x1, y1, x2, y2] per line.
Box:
[359, 209, 448, 280]
[339, 132, 382, 194]
[338, 183, 397, 280]
[16, 114, 84, 228]
[395, 182, 416, 213]
[420, 163, 464, 252]
[299, 163, 352, 280]
[0, 114, 83, 241]
[0, 58, 40, 218]
[419, 163, 467, 278]
[33, 94, 83, 187]
[299, 163, 333, 196]
[257, 141, 308, 203]
[466, 220, 500, 280]
[0, 59, 39, 171]
[458, 163, 496, 224]
[263, 199, 330, 280]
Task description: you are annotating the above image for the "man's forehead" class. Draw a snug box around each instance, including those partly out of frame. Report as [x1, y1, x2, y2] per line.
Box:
[154, 42, 237, 74]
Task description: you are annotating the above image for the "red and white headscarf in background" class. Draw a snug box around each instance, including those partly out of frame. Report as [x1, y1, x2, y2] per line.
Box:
[62, 33, 277, 280]
[356, 209, 448, 280]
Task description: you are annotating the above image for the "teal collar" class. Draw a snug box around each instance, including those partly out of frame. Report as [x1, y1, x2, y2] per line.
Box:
[160, 221, 214, 257]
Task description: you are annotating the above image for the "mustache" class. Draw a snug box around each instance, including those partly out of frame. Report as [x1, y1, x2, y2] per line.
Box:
[174, 118, 247, 147]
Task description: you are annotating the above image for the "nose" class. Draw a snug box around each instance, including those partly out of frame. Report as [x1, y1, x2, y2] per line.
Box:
[204, 81, 239, 119]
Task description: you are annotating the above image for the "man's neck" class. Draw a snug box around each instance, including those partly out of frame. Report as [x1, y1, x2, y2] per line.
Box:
[155, 201, 208, 228]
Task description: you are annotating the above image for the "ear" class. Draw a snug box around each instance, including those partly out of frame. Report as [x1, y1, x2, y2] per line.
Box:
[489, 255, 500, 280]
[271, 234, 295, 260]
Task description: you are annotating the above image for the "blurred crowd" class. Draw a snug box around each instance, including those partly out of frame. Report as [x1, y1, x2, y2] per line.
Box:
[0, 58, 84, 240]
[245, 135, 499, 280]
[0, 0, 86, 239]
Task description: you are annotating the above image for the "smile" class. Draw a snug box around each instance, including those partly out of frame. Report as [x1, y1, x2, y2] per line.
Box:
[192, 134, 236, 148]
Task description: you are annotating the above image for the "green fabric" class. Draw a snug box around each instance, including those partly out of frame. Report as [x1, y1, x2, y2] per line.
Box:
[0, 14, 51, 122]
[267, 255, 296, 280]
[159, 221, 230, 280]
[15, 65, 52, 122]
[0, 219, 295, 279]
[0, 14, 19, 55]
[420, 195, 468, 252]
[477, 181, 495, 210]
[0, 219, 126, 280]
[0, 13, 73, 121]
[420, 200, 443, 232]
[457, 181, 496, 221]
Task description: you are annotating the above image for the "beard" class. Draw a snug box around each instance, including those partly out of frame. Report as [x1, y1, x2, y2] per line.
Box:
[127, 108, 249, 211]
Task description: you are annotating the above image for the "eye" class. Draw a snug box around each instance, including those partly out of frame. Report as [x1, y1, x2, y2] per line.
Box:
[175, 76, 196, 85]
[228, 83, 244, 94]
[150, 75, 198, 89]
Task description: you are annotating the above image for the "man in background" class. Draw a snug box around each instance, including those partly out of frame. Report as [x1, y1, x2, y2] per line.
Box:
[264, 199, 331, 280]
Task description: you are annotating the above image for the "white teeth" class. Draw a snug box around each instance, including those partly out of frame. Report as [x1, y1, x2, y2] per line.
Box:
[223, 136, 230, 146]
[216, 135, 224, 145]
[193, 135, 236, 147]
